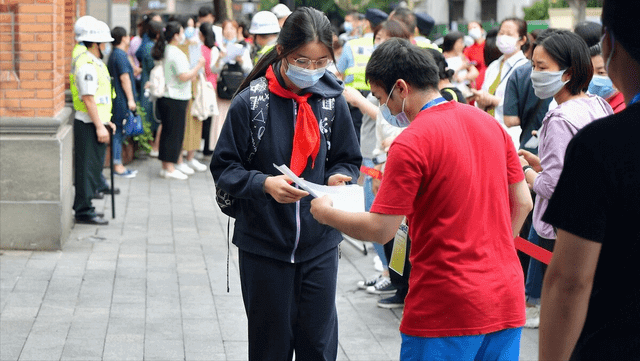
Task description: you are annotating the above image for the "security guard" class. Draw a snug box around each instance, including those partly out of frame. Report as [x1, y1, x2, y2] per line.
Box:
[71, 19, 115, 225]
[249, 11, 280, 65]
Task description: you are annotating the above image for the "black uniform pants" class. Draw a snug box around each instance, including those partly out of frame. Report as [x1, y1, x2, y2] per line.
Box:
[238, 248, 339, 361]
[73, 119, 106, 218]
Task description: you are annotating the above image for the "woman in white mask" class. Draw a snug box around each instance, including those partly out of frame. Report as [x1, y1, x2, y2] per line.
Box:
[472, 17, 530, 124]
[519, 30, 613, 280]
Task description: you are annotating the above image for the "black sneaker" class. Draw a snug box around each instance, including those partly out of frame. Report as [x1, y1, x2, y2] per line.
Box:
[366, 277, 397, 295]
[357, 274, 383, 290]
[377, 294, 405, 309]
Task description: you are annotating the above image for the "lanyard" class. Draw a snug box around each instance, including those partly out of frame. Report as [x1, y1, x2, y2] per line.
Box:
[630, 91, 640, 106]
[420, 97, 447, 112]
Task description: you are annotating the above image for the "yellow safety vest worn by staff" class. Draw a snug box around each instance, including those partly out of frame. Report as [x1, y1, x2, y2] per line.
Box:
[254, 43, 275, 65]
[343, 36, 374, 91]
[70, 43, 88, 112]
[71, 50, 113, 124]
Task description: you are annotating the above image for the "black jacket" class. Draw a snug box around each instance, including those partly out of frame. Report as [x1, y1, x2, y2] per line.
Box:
[211, 65, 362, 263]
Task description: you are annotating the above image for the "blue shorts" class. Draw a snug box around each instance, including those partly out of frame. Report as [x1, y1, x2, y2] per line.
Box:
[400, 327, 522, 361]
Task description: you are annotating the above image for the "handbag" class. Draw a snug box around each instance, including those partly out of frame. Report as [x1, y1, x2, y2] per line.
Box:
[124, 110, 144, 137]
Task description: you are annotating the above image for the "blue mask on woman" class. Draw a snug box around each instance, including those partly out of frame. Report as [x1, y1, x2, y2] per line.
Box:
[285, 63, 326, 89]
[588, 75, 616, 99]
[184, 26, 196, 39]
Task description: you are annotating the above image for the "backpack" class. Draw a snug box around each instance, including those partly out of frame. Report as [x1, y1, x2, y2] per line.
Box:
[215, 76, 336, 218]
[191, 72, 218, 121]
[217, 62, 245, 100]
[148, 60, 166, 101]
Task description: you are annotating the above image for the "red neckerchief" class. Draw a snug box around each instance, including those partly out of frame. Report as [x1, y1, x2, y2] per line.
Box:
[266, 65, 320, 176]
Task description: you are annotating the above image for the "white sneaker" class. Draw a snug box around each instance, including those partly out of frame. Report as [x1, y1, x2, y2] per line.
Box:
[175, 162, 195, 175]
[149, 150, 159, 157]
[373, 255, 384, 272]
[164, 169, 188, 180]
[524, 305, 540, 328]
[159, 169, 166, 178]
[187, 158, 207, 172]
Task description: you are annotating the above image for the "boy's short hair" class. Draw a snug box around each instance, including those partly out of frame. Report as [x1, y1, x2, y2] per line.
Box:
[366, 38, 440, 94]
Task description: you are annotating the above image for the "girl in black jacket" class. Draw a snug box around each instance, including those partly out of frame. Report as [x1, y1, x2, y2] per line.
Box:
[210, 7, 361, 361]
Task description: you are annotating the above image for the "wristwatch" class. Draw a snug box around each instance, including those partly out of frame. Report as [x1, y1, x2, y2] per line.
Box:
[372, 153, 387, 165]
[522, 165, 533, 174]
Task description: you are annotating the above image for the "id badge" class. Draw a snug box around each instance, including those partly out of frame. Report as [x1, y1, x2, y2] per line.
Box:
[389, 219, 408, 276]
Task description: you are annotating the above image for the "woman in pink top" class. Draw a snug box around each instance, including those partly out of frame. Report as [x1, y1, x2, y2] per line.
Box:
[520, 30, 613, 274]
[199, 22, 222, 155]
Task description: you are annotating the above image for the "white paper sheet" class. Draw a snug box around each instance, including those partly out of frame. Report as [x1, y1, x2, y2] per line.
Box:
[273, 164, 365, 213]
[222, 43, 245, 64]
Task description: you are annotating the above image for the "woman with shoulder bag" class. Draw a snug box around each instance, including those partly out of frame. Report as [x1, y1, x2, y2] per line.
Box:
[151, 21, 205, 179]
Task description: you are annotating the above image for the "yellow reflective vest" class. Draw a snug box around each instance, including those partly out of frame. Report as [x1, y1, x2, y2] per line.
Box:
[343, 37, 375, 91]
[70, 43, 88, 112]
[71, 50, 113, 124]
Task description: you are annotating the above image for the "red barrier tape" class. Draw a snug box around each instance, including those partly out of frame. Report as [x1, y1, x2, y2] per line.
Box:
[360, 165, 383, 180]
[514, 236, 552, 265]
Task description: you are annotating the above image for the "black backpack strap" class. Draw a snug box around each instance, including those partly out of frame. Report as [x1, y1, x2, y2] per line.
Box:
[247, 76, 269, 163]
[318, 97, 336, 161]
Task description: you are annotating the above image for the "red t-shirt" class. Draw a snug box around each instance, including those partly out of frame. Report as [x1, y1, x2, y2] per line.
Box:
[370, 100, 525, 337]
[464, 42, 486, 77]
[607, 91, 626, 113]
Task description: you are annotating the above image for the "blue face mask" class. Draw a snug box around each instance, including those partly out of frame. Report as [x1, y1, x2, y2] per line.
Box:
[344, 21, 353, 34]
[380, 83, 410, 128]
[184, 26, 196, 39]
[285, 62, 326, 89]
[589, 75, 616, 99]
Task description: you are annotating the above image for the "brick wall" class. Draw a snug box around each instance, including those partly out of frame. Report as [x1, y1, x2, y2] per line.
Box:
[0, 0, 83, 119]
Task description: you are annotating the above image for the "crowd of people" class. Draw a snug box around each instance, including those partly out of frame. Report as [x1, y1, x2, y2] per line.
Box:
[70, 1, 640, 359]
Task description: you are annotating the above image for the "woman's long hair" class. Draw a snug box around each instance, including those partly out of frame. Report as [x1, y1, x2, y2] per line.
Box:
[235, 7, 334, 94]
[200, 22, 216, 49]
[152, 21, 182, 60]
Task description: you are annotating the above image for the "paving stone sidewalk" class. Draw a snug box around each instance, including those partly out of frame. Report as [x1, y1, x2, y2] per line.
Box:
[0, 155, 539, 361]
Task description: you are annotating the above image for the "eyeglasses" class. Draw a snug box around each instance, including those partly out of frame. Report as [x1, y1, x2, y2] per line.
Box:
[289, 57, 333, 69]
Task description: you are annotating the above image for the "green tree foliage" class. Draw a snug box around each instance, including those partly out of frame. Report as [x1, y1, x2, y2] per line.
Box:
[524, 0, 551, 20]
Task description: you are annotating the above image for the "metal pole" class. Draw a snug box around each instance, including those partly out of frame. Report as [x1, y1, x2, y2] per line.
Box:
[109, 130, 115, 219]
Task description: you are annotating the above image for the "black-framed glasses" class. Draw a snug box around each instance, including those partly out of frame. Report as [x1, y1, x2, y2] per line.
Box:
[289, 57, 333, 69]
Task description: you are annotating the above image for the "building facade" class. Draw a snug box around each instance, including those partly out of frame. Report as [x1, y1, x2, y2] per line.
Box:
[416, 0, 535, 26]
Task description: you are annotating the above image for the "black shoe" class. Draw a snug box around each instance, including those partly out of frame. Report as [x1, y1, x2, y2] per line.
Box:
[96, 212, 104, 218]
[92, 192, 104, 200]
[377, 294, 405, 309]
[202, 150, 214, 156]
[75, 216, 109, 225]
[98, 187, 120, 195]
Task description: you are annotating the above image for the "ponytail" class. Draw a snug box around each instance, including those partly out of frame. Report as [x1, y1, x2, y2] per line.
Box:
[152, 21, 181, 60]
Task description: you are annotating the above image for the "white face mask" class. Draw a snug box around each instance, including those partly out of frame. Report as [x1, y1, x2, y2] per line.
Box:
[496, 35, 519, 55]
[531, 69, 569, 99]
[469, 28, 483, 41]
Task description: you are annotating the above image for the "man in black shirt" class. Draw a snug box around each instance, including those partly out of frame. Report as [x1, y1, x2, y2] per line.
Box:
[540, 0, 640, 359]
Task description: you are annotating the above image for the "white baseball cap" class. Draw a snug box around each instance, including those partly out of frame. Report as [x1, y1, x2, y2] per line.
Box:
[249, 11, 281, 35]
[77, 20, 114, 43]
[74, 16, 97, 41]
[271, 4, 292, 19]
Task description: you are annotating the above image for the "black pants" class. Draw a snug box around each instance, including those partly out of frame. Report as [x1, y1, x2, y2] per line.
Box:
[156, 97, 188, 163]
[539, 236, 556, 278]
[238, 248, 339, 361]
[73, 119, 106, 218]
[201, 116, 213, 154]
[384, 235, 412, 300]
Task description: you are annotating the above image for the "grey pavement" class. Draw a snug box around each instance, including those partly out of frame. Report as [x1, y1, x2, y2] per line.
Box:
[0, 154, 539, 361]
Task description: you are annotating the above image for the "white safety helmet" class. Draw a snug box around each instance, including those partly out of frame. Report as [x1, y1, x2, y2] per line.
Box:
[74, 15, 97, 41]
[249, 11, 281, 35]
[77, 20, 114, 43]
[271, 4, 292, 19]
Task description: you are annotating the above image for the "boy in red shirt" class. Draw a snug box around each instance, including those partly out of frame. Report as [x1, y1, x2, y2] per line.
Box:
[310, 39, 532, 360]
